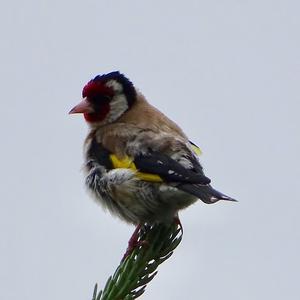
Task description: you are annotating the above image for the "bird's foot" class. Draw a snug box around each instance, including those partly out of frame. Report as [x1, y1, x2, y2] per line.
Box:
[122, 224, 148, 261]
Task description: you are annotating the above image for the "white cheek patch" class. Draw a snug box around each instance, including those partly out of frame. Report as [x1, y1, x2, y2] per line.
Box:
[106, 80, 123, 93]
[107, 94, 129, 122]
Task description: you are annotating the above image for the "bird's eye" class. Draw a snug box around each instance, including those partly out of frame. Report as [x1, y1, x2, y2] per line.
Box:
[102, 95, 112, 101]
[92, 94, 112, 103]
[89, 94, 112, 112]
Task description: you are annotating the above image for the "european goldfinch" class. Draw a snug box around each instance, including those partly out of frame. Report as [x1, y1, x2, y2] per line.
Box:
[70, 71, 236, 225]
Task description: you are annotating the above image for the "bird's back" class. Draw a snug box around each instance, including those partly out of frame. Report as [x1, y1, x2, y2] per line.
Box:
[87, 93, 190, 158]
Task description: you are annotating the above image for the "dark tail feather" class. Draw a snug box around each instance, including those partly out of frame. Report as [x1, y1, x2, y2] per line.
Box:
[178, 184, 237, 204]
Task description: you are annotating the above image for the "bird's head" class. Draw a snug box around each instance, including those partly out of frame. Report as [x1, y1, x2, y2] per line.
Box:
[69, 71, 137, 125]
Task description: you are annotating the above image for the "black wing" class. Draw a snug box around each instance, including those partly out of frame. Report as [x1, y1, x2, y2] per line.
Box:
[134, 152, 211, 185]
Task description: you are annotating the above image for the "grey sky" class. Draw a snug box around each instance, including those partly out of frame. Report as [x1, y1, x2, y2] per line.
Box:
[1, 1, 299, 299]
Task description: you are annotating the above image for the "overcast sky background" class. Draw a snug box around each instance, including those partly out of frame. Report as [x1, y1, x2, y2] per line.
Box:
[1, 1, 299, 299]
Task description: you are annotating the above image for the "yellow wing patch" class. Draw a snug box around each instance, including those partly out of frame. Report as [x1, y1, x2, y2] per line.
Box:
[190, 143, 202, 156]
[109, 154, 163, 182]
[110, 154, 135, 169]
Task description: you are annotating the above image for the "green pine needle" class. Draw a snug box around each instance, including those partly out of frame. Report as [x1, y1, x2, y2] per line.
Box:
[92, 221, 183, 300]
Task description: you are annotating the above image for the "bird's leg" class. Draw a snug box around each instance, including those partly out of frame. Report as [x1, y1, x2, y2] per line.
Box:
[122, 224, 145, 261]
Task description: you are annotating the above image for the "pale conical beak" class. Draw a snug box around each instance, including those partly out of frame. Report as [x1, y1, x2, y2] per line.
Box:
[69, 97, 94, 114]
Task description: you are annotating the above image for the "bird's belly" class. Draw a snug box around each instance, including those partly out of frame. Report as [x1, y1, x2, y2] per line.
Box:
[86, 168, 197, 224]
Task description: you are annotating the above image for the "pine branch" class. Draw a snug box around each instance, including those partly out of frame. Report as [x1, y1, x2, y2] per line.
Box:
[92, 221, 183, 300]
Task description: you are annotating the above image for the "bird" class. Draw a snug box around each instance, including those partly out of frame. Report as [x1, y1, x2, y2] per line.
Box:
[69, 71, 236, 226]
